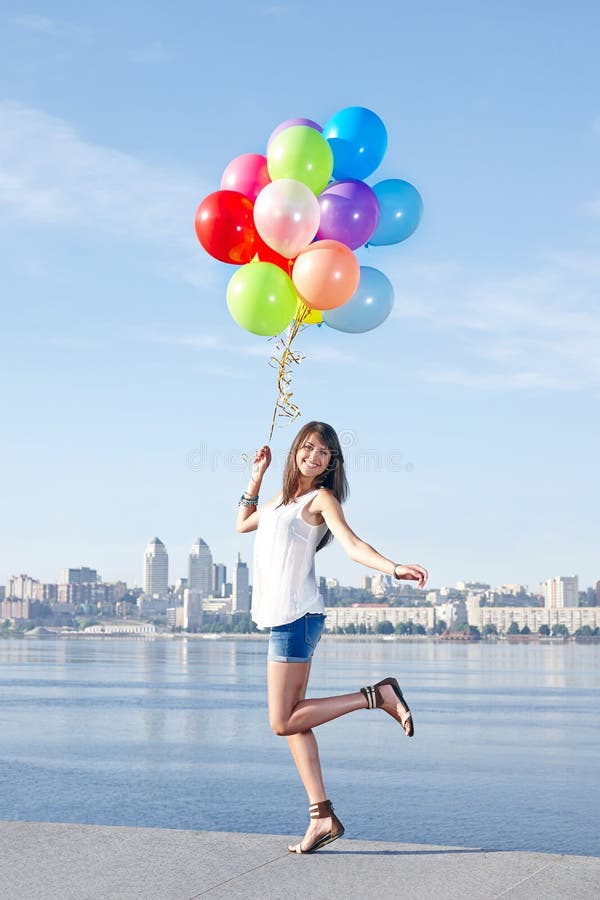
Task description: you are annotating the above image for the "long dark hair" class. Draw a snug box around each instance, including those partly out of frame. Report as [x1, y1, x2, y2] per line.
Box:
[280, 421, 348, 551]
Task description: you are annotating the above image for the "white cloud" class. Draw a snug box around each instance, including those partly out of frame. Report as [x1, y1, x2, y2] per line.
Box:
[0, 100, 218, 291]
[261, 5, 289, 15]
[588, 199, 600, 216]
[131, 326, 358, 364]
[427, 370, 580, 391]
[194, 363, 246, 380]
[300, 343, 358, 364]
[137, 330, 229, 351]
[128, 41, 170, 64]
[386, 253, 600, 390]
[6, 14, 91, 41]
[0, 100, 210, 261]
[8, 14, 55, 32]
[40, 335, 102, 350]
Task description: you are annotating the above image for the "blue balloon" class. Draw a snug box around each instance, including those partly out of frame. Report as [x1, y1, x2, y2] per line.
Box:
[323, 266, 394, 333]
[323, 106, 387, 181]
[368, 179, 423, 246]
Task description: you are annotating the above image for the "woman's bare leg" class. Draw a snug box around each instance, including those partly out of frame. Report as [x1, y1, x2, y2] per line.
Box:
[268, 660, 328, 801]
[267, 659, 366, 736]
[268, 660, 334, 851]
[267, 662, 409, 850]
[268, 660, 383, 850]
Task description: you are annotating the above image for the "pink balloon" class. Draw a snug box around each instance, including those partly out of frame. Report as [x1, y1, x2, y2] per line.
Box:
[221, 154, 270, 203]
[292, 239, 360, 310]
[253, 178, 320, 259]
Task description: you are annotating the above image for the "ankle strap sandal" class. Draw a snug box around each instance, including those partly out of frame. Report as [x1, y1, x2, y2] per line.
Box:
[289, 799, 345, 854]
[361, 676, 414, 737]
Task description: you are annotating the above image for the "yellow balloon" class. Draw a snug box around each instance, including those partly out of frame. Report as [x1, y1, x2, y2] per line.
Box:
[295, 300, 322, 325]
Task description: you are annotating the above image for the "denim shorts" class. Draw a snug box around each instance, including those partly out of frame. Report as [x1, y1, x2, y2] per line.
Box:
[268, 613, 326, 663]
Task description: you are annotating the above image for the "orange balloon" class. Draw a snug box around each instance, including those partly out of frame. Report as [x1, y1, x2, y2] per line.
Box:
[292, 240, 360, 310]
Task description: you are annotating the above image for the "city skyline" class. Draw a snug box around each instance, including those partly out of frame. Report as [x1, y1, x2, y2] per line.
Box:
[2, 533, 596, 596]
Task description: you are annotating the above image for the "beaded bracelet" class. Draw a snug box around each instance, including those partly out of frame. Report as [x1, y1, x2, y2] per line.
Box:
[239, 493, 259, 507]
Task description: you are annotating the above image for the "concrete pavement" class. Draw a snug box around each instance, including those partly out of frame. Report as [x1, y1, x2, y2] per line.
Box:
[0, 820, 598, 900]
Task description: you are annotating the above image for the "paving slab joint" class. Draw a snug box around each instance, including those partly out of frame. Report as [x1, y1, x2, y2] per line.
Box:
[187, 852, 290, 899]
[492, 858, 559, 898]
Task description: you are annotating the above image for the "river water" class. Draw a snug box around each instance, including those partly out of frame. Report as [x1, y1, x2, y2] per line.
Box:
[0, 636, 597, 856]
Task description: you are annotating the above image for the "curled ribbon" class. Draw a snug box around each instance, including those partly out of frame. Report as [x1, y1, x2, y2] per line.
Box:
[267, 302, 312, 442]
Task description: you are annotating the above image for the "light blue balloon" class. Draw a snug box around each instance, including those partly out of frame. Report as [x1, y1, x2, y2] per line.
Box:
[368, 179, 423, 246]
[323, 106, 387, 181]
[323, 266, 394, 333]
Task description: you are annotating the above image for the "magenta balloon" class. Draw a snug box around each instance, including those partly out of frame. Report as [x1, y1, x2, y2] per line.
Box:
[316, 179, 380, 250]
[267, 118, 322, 151]
[220, 153, 270, 203]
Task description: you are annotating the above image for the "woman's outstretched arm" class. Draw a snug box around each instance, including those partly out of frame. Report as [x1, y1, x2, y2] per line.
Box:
[315, 489, 428, 588]
[235, 445, 272, 533]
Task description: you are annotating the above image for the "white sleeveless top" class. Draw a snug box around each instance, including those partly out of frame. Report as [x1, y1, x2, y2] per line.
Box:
[252, 488, 328, 629]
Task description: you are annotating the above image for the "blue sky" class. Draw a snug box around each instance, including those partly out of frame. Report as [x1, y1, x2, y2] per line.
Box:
[1, 1, 599, 592]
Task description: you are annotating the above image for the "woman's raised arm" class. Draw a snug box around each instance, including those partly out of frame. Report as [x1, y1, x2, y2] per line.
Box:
[235, 445, 272, 533]
[315, 489, 428, 588]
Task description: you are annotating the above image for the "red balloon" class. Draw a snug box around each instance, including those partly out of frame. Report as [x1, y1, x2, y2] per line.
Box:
[255, 236, 295, 274]
[194, 190, 258, 264]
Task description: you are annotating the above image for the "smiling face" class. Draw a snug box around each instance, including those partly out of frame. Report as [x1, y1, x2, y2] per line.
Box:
[280, 422, 348, 520]
[296, 431, 332, 484]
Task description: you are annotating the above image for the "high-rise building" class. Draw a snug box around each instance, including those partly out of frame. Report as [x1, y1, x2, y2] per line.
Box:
[212, 563, 227, 597]
[60, 568, 98, 585]
[7, 574, 39, 600]
[232, 553, 250, 613]
[1, 598, 32, 620]
[189, 538, 213, 599]
[143, 538, 169, 598]
[183, 589, 203, 630]
[32, 583, 58, 602]
[540, 576, 579, 609]
[319, 576, 328, 604]
[173, 577, 188, 601]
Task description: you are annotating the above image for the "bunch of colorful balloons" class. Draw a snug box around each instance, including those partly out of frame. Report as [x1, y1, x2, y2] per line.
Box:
[194, 106, 422, 337]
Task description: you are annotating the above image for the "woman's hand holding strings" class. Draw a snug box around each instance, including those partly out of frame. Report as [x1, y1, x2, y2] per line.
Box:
[251, 445, 271, 486]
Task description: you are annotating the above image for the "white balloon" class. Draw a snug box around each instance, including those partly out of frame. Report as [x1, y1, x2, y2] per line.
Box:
[253, 178, 320, 259]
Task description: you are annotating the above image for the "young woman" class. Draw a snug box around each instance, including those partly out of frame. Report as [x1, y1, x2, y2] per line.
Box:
[236, 421, 428, 854]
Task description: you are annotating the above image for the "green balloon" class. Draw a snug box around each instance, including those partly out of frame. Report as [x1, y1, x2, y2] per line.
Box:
[267, 126, 334, 195]
[226, 262, 297, 336]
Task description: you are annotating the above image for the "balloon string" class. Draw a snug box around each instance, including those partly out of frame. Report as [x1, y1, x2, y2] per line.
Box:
[267, 303, 311, 443]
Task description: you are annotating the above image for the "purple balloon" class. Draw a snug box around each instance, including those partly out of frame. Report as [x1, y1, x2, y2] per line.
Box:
[267, 118, 322, 151]
[316, 179, 380, 250]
